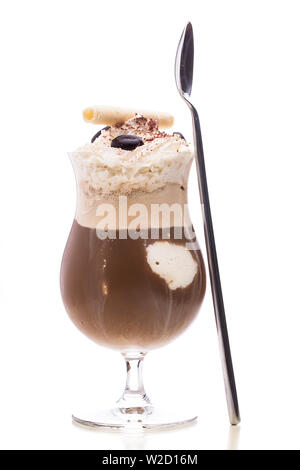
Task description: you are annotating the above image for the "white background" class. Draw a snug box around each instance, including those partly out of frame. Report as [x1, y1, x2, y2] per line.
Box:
[0, 0, 300, 450]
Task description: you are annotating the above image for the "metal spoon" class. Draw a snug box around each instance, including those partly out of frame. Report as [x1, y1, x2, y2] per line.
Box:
[175, 22, 240, 425]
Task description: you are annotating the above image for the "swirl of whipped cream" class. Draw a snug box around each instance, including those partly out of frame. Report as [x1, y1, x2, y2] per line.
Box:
[70, 115, 193, 195]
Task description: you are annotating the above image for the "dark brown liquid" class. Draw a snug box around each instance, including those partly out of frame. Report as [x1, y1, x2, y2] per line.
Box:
[60, 220, 206, 351]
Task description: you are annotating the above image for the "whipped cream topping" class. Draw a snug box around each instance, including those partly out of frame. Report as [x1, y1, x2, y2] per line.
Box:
[71, 115, 193, 195]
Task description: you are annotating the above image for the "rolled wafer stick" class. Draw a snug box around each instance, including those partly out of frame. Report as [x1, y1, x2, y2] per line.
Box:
[82, 105, 174, 129]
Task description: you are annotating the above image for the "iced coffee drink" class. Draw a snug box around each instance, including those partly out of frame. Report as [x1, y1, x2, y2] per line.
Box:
[60, 110, 206, 429]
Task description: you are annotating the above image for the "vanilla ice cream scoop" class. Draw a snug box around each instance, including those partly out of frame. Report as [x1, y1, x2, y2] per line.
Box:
[146, 241, 198, 290]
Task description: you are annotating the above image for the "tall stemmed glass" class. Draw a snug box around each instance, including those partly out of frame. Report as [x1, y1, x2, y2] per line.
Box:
[60, 125, 206, 430]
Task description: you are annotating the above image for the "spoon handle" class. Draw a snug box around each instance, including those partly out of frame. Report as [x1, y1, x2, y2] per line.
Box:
[189, 103, 240, 425]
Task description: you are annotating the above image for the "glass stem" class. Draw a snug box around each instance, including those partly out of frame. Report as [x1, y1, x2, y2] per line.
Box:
[116, 352, 152, 415]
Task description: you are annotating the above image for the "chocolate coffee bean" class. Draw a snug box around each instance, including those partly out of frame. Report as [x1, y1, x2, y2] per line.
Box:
[91, 126, 111, 143]
[173, 132, 185, 140]
[111, 134, 144, 151]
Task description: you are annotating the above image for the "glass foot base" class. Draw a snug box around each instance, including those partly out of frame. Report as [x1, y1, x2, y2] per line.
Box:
[72, 407, 197, 431]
